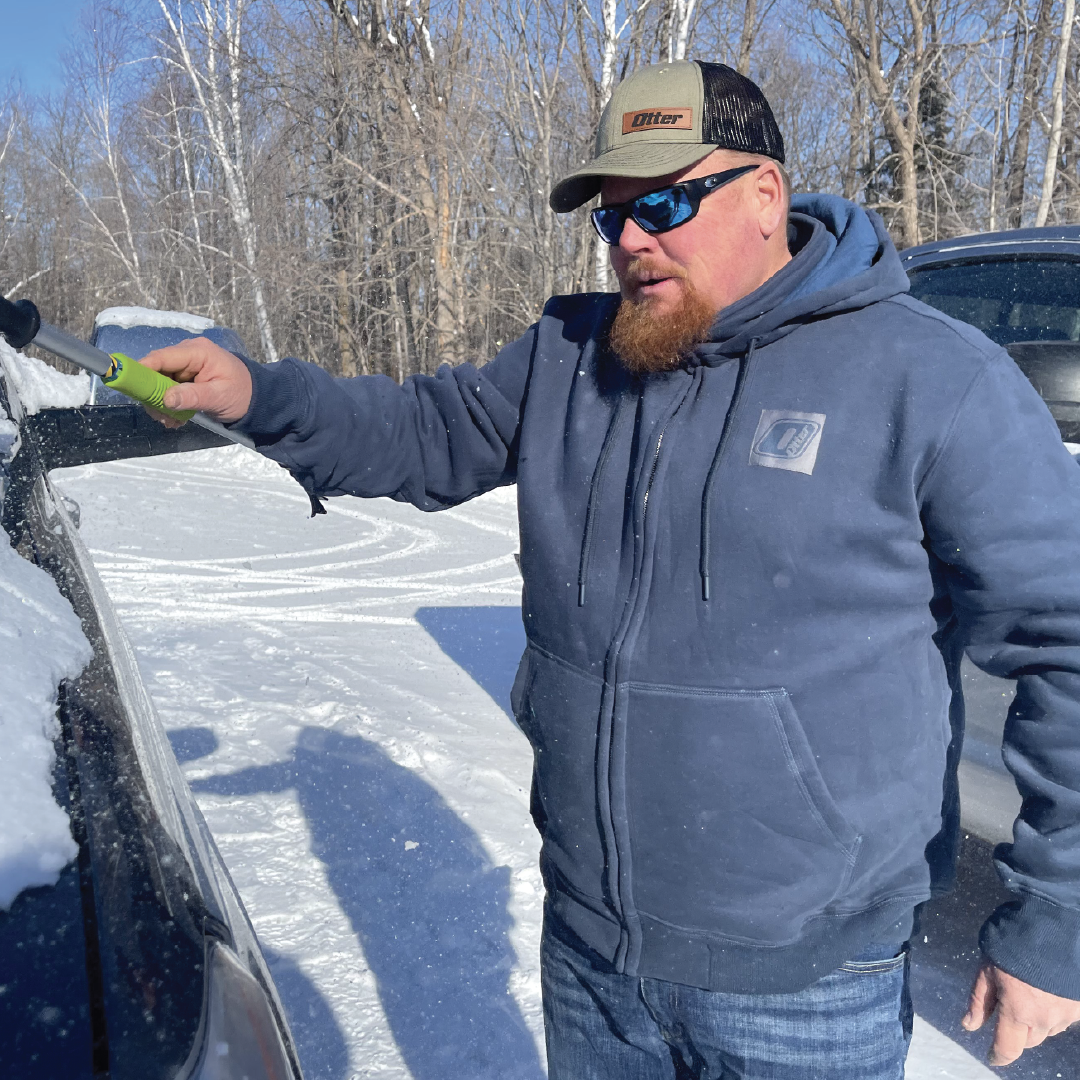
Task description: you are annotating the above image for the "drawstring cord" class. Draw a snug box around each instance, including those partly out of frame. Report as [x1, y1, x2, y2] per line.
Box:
[578, 394, 633, 605]
[577, 336, 758, 608]
[700, 338, 759, 602]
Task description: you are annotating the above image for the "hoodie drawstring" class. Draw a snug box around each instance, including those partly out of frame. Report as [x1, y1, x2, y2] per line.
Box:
[700, 337, 759, 602]
[578, 394, 633, 606]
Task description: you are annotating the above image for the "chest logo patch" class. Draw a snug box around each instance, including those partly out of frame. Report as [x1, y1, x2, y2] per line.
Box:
[749, 410, 826, 476]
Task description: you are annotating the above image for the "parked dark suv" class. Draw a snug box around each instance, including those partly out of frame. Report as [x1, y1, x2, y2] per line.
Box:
[898, 227, 1080, 1073]
[904, 226, 1080, 442]
[0, 315, 303, 1080]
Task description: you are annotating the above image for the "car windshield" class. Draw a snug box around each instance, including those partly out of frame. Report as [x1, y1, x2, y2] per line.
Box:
[906, 256, 1080, 346]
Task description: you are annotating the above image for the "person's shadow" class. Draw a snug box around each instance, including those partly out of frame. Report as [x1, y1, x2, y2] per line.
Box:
[186, 725, 544, 1080]
[414, 606, 526, 720]
[261, 947, 350, 1080]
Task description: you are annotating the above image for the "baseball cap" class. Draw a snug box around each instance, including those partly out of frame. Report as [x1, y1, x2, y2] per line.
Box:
[549, 59, 785, 213]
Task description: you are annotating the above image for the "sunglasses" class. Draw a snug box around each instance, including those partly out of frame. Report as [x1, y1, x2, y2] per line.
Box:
[590, 164, 759, 246]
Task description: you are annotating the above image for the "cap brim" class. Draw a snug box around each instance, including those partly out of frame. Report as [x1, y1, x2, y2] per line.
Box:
[549, 142, 718, 213]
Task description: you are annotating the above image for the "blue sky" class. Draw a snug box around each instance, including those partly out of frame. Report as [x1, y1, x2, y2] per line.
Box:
[0, 0, 92, 96]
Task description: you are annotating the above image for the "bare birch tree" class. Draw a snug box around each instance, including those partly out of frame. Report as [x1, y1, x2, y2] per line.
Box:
[156, 0, 278, 361]
[1035, 0, 1075, 225]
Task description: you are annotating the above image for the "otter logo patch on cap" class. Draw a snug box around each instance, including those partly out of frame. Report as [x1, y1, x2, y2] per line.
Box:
[621, 107, 694, 135]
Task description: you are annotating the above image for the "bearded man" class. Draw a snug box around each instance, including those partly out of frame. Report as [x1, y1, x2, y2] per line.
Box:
[143, 61, 1080, 1078]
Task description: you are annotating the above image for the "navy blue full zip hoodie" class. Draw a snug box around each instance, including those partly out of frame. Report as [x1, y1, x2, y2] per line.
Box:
[233, 195, 1080, 998]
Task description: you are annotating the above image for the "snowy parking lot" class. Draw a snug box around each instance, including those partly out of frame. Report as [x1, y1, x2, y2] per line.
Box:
[54, 445, 1004, 1080]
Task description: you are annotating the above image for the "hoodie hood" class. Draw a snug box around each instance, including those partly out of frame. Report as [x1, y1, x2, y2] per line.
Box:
[696, 194, 910, 362]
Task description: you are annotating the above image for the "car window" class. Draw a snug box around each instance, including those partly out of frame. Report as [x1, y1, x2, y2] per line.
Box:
[906, 257, 1080, 346]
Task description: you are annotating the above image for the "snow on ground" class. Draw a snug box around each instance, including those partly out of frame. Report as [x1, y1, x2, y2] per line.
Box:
[0, 341, 90, 415]
[94, 306, 215, 331]
[0, 519, 91, 910]
[53, 445, 994, 1080]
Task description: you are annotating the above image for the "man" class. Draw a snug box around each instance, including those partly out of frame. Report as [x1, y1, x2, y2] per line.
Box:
[144, 61, 1080, 1077]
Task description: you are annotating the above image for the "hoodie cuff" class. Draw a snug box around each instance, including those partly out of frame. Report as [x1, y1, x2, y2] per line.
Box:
[980, 894, 1080, 1000]
[228, 355, 309, 445]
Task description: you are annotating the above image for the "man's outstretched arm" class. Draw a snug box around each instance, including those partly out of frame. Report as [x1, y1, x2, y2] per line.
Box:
[140, 327, 537, 511]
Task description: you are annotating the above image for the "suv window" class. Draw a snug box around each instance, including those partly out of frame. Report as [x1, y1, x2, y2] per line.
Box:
[906, 256, 1080, 346]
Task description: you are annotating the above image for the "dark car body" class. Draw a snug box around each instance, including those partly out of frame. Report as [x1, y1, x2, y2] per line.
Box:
[0, 319, 303, 1080]
[898, 229, 1080, 1071]
[899, 227, 1080, 844]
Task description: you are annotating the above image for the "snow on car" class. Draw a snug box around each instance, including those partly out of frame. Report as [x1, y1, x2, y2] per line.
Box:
[0, 463, 91, 911]
[0, 323, 302, 1080]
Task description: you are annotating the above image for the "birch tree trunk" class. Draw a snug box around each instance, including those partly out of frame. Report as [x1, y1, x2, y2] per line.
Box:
[1035, 0, 1075, 226]
[667, 0, 698, 61]
[989, 21, 1022, 232]
[157, 0, 278, 361]
[593, 0, 620, 293]
[588, 0, 652, 292]
[1006, 0, 1055, 228]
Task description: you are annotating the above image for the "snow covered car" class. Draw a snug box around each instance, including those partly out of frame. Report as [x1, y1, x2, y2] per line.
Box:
[0, 312, 303, 1080]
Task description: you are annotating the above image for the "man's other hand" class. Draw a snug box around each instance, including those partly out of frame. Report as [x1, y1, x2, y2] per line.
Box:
[962, 962, 1080, 1066]
[139, 338, 253, 428]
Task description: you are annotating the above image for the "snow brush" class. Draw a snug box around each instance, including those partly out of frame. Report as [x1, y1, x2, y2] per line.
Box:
[0, 294, 254, 449]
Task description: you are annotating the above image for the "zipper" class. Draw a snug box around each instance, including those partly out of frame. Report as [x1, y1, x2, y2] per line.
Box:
[600, 371, 700, 972]
[601, 352, 759, 971]
[641, 429, 666, 515]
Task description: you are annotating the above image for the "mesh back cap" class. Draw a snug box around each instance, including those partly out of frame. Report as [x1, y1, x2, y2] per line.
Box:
[549, 60, 785, 213]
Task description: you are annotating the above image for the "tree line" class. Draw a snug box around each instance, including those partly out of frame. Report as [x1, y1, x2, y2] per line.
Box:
[0, 0, 1077, 378]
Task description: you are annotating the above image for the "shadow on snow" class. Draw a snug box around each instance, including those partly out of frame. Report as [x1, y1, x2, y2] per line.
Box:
[414, 606, 526, 720]
[261, 947, 350, 1080]
[183, 724, 543, 1080]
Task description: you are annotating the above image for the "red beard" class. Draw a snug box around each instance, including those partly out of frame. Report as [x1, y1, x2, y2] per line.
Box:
[608, 265, 718, 374]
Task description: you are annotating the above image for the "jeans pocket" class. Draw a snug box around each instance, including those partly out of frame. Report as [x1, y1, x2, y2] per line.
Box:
[624, 684, 860, 942]
[838, 951, 908, 975]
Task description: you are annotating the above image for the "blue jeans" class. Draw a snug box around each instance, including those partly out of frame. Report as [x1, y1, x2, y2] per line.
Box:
[541, 920, 913, 1080]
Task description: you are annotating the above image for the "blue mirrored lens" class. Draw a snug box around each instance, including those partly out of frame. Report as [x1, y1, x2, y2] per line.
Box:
[592, 207, 625, 244]
[633, 188, 692, 232]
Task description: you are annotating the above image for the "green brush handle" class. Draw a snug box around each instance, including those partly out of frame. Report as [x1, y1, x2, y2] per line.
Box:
[103, 353, 196, 422]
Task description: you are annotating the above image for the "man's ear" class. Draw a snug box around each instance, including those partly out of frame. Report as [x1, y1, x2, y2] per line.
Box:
[755, 163, 787, 239]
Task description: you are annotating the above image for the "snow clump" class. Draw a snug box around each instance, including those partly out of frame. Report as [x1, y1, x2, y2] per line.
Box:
[0, 340, 90, 415]
[95, 306, 215, 332]
[0, 527, 93, 909]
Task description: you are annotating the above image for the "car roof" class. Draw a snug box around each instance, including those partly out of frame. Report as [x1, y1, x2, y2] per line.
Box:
[900, 225, 1080, 270]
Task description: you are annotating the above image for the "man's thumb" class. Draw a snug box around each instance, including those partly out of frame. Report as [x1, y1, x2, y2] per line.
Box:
[163, 383, 202, 411]
[963, 966, 996, 1031]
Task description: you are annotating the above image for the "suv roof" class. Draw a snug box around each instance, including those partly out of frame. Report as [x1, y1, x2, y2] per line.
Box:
[901, 225, 1080, 270]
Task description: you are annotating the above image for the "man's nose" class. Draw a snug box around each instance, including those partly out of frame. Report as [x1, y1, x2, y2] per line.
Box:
[616, 217, 659, 255]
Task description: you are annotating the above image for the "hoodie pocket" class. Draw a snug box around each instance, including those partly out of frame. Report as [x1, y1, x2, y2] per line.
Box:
[624, 684, 860, 943]
[514, 646, 609, 902]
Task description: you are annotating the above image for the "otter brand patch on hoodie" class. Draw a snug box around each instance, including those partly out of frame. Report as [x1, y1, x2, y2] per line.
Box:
[750, 410, 826, 475]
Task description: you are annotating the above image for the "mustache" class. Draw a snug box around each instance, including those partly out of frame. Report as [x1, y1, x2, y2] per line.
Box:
[622, 258, 688, 288]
